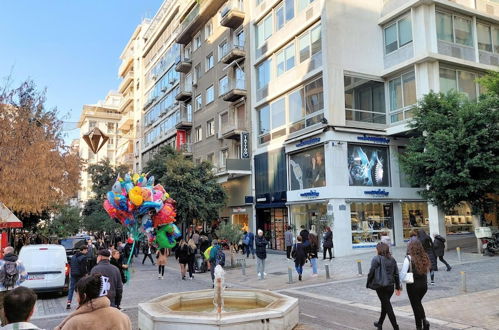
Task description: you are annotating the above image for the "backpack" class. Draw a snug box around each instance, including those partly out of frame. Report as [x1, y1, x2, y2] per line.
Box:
[243, 235, 250, 245]
[215, 248, 225, 267]
[0, 261, 19, 288]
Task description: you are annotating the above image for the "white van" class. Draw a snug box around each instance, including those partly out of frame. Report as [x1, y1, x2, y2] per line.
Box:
[19, 244, 69, 294]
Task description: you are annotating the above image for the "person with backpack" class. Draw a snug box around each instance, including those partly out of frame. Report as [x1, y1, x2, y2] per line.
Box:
[433, 233, 451, 271]
[208, 240, 224, 287]
[66, 246, 88, 310]
[244, 230, 255, 259]
[292, 236, 307, 281]
[0, 246, 28, 326]
[255, 229, 267, 280]
[417, 229, 438, 285]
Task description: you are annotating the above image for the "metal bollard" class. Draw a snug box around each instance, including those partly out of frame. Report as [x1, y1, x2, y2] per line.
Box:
[242, 259, 246, 276]
[357, 260, 362, 276]
[325, 264, 331, 279]
[460, 271, 467, 293]
[287, 266, 293, 284]
[456, 247, 462, 262]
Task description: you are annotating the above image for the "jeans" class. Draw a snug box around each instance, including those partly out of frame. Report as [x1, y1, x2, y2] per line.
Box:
[310, 257, 318, 274]
[67, 276, 81, 303]
[142, 254, 155, 265]
[375, 286, 398, 329]
[158, 265, 165, 276]
[187, 259, 195, 278]
[438, 256, 451, 270]
[256, 257, 265, 277]
[407, 281, 428, 329]
[323, 246, 332, 259]
[286, 246, 292, 259]
[246, 244, 254, 257]
[295, 262, 304, 275]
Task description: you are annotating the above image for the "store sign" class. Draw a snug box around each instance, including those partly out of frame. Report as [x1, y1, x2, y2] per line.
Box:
[300, 190, 320, 198]
[232, 207, 247, 213]
[240, 132, 250, 159]
[296, 137, 320, 148]
[364, 189, 389, 197]
[256, 197, 267, 202]
[176, 130, 186, 151]
[357, 135, 390, 144]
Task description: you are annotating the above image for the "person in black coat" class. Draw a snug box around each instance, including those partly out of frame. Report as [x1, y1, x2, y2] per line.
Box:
[110, 249, 127, 309]
[292, 236, 307, 281]
[417, 229, 438, 284]
[322, 226, 333, 260]
[433, 234, 451, 271]
[66, 246, 88, 309]
[255, 229, 267, 279]
[299, 225, 309, 245]
[142, 242, 156, 265]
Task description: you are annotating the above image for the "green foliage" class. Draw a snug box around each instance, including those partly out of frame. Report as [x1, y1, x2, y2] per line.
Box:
[144, 145, 227, 226]
[41, 205, 82, 238]
[215, 221, 243, 245]
[87, 159, 129, 200]
[400, 90, 499, 216]
[477, 71, 499, 96]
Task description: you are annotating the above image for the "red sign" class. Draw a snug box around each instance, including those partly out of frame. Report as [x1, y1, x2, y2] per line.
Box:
[176, 130, 186, 151]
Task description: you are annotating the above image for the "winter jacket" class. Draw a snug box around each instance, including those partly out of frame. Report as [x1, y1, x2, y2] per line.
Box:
[433, 235, 446, 257]
[175, 244, 190, 264]
[255, 236, 267, 260]
[110, 257, 126, 284]
[292, 243, 307, 265]
[284, 230, 293, 247]
[90, 260, 123, 307]
[55, 296, 131, 330]
[418, 235, 438, 271]
[323, 231, 333, 248]
[70, 252, 88, 278]
[0, 254, 28, 291]
[366, 255, 401, 290]
[247, 232, 255, 247]
[299, 229, 309, 242]
[156, 250, 168, 266]
[308, 241, 319, 259]
[142, 245, 156, 255]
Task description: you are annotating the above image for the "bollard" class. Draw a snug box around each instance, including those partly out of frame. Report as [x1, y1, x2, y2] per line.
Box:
[287, 266, 293, 284]
[357, 260, 362, 276]
[325, 264, 331, 279]
[456, 247, 462, 262]
[460, 271, 467, 293]
[242, 259, 246, 276]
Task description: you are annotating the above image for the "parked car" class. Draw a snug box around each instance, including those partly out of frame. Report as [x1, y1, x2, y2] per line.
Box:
[59, 237, 86, 262]
[19, 244, 69, 294]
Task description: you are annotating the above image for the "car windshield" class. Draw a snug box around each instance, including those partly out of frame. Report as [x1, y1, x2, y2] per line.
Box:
[60, 239, 85, 250]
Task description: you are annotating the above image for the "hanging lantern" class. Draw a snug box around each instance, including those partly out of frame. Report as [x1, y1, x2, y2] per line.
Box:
[82, 127, 109, 154]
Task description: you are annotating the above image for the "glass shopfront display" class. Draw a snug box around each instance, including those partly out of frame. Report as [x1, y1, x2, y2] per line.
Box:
[348, 144, 390, 186]
[256, 208, 288, 251]
[402, 202, 429, 240]
[232, 213, 249, 231]
[290, 202, 328, 237]
[351, 202, 394, 246]
[289, 146, 326, 190]
[445, 204, 474, 235]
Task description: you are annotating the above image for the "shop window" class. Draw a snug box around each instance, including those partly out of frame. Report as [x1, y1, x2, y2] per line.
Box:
[351, 202, 394, 246]
[289, 145, 325, 190]
[290, 203, 328, 239]
[402, 202, 429, 240]
[348, 144, 390, 186]
[445, 204, 474, 235]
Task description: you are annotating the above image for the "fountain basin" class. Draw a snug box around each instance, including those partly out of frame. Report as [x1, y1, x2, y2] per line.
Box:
[138, 289, 299, 330]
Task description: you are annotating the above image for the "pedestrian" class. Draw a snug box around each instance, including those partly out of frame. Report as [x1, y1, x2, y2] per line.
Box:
[187, 239, 197, 280]
[284, 226, 294, 260]
[133, 240, 140, 258]
[110, 250, 127, 309]
[408, 229, 418, 243]
[433, 234, 451, 271]
[366, 242, 401, 330]
[400, 240, 431, 330]
[90, 249, 123, 308]
[322, 226, 333, 260]
[123, 238, 134, 265]
[245, 230, 255, 259]
[292, 236, 307, 281]
[1, 287, 40, 330]
[299, 225, 309, 246]
[0, 247, 28, 326]
[308, 233, 319, 277]
[208, 240, 220, 286]
[255, 229, 267, 279]
[155, 248, 168, 280]
[175, 239, 190, 280]
[417, 229, 438, 285]
[66, 246, 88, 310]
[142, 241, 156, 265]
[55, 274, 132, 330]
[86, 239, 96, 271]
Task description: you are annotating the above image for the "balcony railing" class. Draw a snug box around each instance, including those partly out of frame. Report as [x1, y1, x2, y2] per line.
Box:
[220, 0, 245, 29]
[389, 106, 415, 125]
[221, 43, 245, 64]
[118, 70, 134, 94]
[176, 0, 226, 44]
[220, 121, 246, 140]
[180, 143, 192, 154]
[345, 108, 386, 125]
[175, 54, 192, 73]
[223, 78, 246, 102]
[175, 79, 193, 102]
[175, 105, 193, 130]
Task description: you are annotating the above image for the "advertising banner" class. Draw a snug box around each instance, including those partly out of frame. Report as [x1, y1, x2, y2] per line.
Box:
[347, 144, 389, 186]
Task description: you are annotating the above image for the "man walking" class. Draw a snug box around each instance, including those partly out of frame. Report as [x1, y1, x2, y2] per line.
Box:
[66, 246, 88, 310]
[245, 230, 255, 259]
[142, 241, 156, 265]
[0, 246, 28, 326]
[90, 249, 123, 308]
[86, 239, 96, 271]
[255, 230, 268, 280]
[433, 233, 452, 271]
[285, 226, 294, 259]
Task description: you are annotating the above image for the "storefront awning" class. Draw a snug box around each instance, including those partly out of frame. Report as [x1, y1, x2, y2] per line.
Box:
[255, 202, 287, 209]
[0, 203, 23, 228]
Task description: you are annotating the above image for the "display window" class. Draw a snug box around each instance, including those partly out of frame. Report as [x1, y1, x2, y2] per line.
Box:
[256, 208, 288, 250]
[232, 214, 249, 232]
[289, 146, 326, 190]
[402, 202, 429, 240]
[290, 203, 328, 237]
[351, 202, 394, 246]
[445, 204, 474, 235]
[348, 144, 390, 186]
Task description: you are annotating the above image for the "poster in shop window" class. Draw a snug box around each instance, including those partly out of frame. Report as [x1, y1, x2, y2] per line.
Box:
[347, 144, 389, 186]
[289, 146, 326, 190]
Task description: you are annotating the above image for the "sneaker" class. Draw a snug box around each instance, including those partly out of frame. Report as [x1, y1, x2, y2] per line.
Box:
[447, 266, 452, 272]
[66, 303, 71, 310]
[257, 272, 261, 277]
[189, 276, 194, 280]
[182, 276, 186, 280]
[158, 274, 161, 279]
[430, 281, 435, 285]
[161, 276, 163, 279]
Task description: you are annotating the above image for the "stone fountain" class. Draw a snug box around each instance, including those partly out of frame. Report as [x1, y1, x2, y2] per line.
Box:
[138, 265, 299, 329]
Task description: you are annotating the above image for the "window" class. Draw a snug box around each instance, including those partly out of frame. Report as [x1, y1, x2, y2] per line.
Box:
[235, 67, 245, 89]
[205, 21, 213, 40]
[271, 97, 286, 130]
[195, 94, 202, 111]
[344, 75, 385, 124]
[207, 119, 215, 136]
[220, 149, 229, 167]
[439, 67, 478, 100]
[194, 33, 202, 50]
[236, 30, 245, 47]
[184, 44, 191, 59]
[389, 71, 416, 111]
[256, 58, 272, 90]
[207, 153, 214, 164]
[206, 53, 214, 71]
[494, 27, 499, 53]
[257, 105, 270, 143]
[206, 85, 214, 104]
[276, 42, 296, 76]
[195, 126, 202, 142]
[219, 76, 229, 95]
[194, 64, 201, 82]
[384, 16, 412, 54]
[299, 23, 321, 63]
[107, 122, 115, 133]
[219, 40, 228, 61]
[256, 14, 273, 49]
[298, 0, 315, 11]
[220, 112, 229, 130]
[436, 12, 473, 47]
[289, 146, 325, 190]
[275, 3, 285, 31]
[285, 0, 295, 22]
[89, 121, 96, 129]
[477, 23, 492, 52]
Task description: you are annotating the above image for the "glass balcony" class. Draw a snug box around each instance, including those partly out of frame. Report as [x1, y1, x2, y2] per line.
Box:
[221, 43, 245, 64]
[220, 0, 245, 29]
[223, 78, 246, 102]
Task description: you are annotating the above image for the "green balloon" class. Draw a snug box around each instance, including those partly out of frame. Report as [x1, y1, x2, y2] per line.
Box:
[155, 225, 176, 249]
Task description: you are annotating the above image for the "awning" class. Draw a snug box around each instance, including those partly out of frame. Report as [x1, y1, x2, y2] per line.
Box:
[0, 203, 23, 228]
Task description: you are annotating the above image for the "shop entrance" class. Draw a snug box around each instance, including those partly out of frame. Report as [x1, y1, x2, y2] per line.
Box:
[256, 208, 288, 251]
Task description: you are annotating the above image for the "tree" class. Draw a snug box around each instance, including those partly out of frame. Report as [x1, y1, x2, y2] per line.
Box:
[0, 80, 81, 215]
[40, 205, 82, 238]
[215, 221, 243, 267]
[399, 88, 499, 219]
[144, 145, 227, 227]
[86, 159, 129, 200]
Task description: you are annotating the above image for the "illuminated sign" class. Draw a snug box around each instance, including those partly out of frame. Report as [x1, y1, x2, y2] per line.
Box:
[364, 189, 389, 197]
[300, 190, 320, 198]
[296, 137, 321, 147]
[357, 136, 390, 144]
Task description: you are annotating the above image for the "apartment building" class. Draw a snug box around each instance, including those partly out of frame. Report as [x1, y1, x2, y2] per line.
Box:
[78, 92, 122, 203]
[250, 0, 499, 255]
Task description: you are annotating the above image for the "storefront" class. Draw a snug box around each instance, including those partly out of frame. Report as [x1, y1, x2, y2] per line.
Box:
[402, 202, 429, 240]
[350, 202, 394, 247]
[255, 206, 288, 251]
[445, 204, 474, 235]
[290, 202, 328, 237]
[231, 207, 250, 232]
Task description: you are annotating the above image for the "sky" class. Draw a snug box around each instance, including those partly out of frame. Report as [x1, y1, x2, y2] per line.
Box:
[0, 0, 164, 143]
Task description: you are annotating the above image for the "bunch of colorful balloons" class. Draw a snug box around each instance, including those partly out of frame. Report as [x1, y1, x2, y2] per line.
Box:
[103, 173, 181, 249]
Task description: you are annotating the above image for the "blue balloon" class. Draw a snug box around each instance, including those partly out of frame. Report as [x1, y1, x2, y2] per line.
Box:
[107, 192, 118, 208]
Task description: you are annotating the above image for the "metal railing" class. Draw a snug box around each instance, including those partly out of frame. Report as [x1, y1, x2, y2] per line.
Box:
[180, 143, 192, 153]
[345, 108, 386, 125]
[389, 106, 415, 124]
[176, 105, 192, 122]
[220, 0, 244, 18]
[180, 4, 200, 31]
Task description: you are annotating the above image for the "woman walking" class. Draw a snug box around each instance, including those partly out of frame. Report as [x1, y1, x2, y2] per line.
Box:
[255, 229, 267, 279]
[433, 234, 451, 271]
[400, 240, 431, 330]
[292, 236, 307, 281]
[175, 239, 189, 280]
[417, 229, 438, 284]
[322, 226, 333, 260]
[156, 248, 168, 279]
[366, 242, 401, 330]
[187, 239, 197, 280]
[308, 233, 319, 277]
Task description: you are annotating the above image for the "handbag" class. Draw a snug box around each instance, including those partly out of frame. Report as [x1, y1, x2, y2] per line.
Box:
[367, 256, 389, 290]
[403, 256, 414, 284]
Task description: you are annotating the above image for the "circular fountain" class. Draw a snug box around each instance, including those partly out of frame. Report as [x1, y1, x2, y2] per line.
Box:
[138, 266, 299, 329]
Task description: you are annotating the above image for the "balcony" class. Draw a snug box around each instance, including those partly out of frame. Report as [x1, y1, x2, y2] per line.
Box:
[220, 0, 245, 29]
[118, 94, 133, 113]
[118, 112, 134, 131]
[215, 158, 251, 179]
[220, 122, 246, 140]
[345, 108, 386, 128]
[223, 79, 246, 102]
[179, 143, 193, 157]
[175, 105, 193, 130]
[221, 44, 245, 64]
[175, 55, 192, 73]
[176, 0, 226, 45]
[118, 70, 134, 94]
[175, 81, 193, 102]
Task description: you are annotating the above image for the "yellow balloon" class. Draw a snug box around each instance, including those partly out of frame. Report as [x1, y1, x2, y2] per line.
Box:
[129, 186, 143, 206]
[132, 173, 140, 184]
[164, 192, 170, 199]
